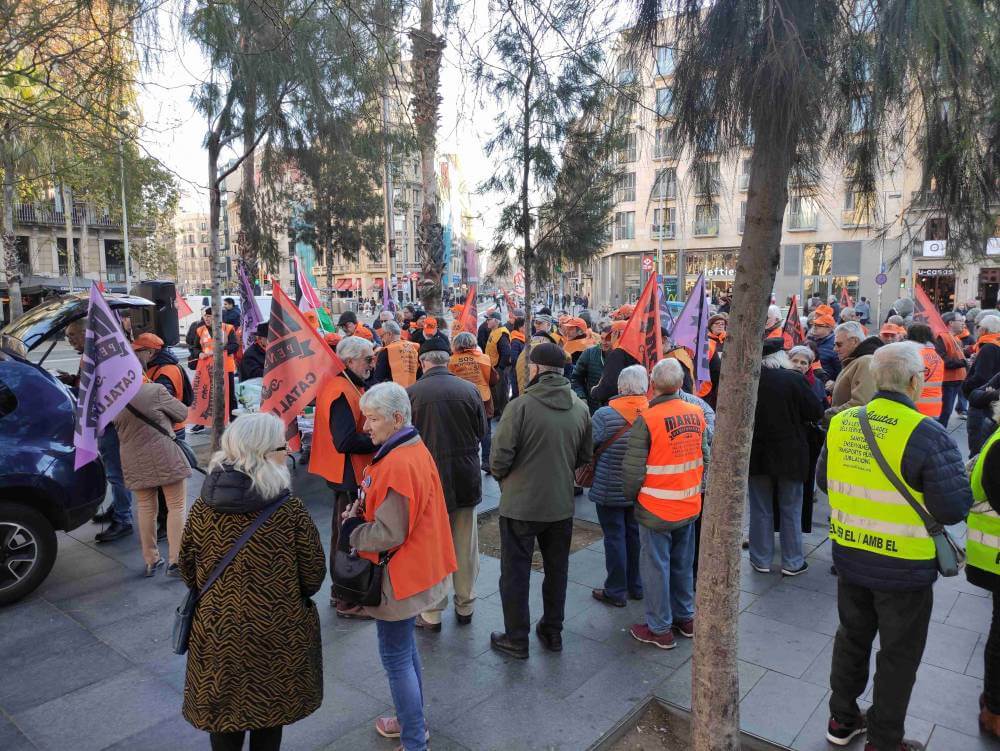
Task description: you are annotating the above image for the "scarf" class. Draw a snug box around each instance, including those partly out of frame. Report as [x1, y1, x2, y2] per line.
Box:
[371, 426, 420, 463]
[510, 330, 526, 343]
[609, 394, 648, 425]
[976, 332, 1000, 353]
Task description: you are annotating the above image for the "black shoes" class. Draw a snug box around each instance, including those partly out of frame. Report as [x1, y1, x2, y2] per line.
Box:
[490, 631, 529, 659]
[592, 588, 627, 608]
[826, 713, 866, 746]
[95, 521, 133, 542]
[92, 508, 113, 525]
[415, 614, 442, 632]
[456, 612, 473, 626]
[535, 625, 563, 652]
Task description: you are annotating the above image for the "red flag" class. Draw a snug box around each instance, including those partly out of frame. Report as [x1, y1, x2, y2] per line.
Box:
[96, 280, 106, 294]
[175, 291, 193, 318]
[457, 284, 478, 335]
[912, 284, 948, 338]
[840, 286, 853, 309]
[615, 273, 663, 378]
[261, 284, 343, 445]
[782, 295, 806, 348]
[186, 356, 230, 427]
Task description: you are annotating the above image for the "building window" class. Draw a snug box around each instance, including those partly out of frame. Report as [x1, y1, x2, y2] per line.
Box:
[652, 207, 676, 239]
[739, 158, 751, 191]
[738, 201, 746, 234]
[656, 87, 673, 118]
[654, 128, 678, 160]
[614, 211, 635, 240]
[694, 204, 720, 236]
[616, 54, 636, 83]
[655, 45, 675, 77]
[842, 187, 871, 226]
[618, 133, 637, 163]
[616, 172, 636, 203]
[926, 216, 949, 240]
[202, 247, 209, 257]
[849, 95, 870, 134]
[653, 168, 677, 199]
[693, 162, 721, 196]
[788, 196, 819, 230]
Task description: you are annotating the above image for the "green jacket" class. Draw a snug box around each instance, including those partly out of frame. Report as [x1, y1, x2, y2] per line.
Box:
[622, 393, 712, 531]
[490, 371, 593, 522]
[571, 344, 606, 413]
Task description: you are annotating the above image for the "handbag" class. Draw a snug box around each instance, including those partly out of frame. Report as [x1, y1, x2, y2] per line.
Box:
[331, 517, 394, 607]
[172, 493, 287, 654]
[126, 404, 204, 474]
[857, 407, 966, 577]
[575, 422, 632, 488]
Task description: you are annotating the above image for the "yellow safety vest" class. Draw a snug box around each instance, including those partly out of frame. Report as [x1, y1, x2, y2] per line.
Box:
[485, 326, 510, 368]
[826, 398, 935, 561]
[969, 427, 1000, 576]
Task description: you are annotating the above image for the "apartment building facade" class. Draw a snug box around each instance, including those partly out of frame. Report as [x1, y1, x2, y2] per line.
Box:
[173, 212, 213, 294]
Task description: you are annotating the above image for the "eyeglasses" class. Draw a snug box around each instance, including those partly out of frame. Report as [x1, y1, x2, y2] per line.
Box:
[269, 445, 288, 453]
[364, 355, 377, 364]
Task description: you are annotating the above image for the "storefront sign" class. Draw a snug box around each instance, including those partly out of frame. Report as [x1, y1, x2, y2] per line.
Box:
[641, 255, 654, 272]
[923, 240, 947, 257]
[918, 268, 955, 277]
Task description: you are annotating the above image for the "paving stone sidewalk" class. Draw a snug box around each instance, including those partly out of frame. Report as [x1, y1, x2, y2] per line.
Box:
[1, 421, 994, 750]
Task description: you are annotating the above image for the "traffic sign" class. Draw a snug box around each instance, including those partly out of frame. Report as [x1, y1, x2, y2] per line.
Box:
[641, 255, 654, 272]
[410, 272, 419, 281]
[875, 272, 888, 286]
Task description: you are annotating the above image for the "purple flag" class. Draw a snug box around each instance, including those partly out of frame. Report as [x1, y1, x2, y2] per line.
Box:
[657, 277, 674, 333]
[382, 276, 396, 313]
[669, 273, 711, 383]
[73, 284, 143, 469]
[237, 262, 263, 351]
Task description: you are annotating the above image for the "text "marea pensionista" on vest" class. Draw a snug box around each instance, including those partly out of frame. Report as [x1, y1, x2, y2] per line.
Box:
[662, 413, 703, 439]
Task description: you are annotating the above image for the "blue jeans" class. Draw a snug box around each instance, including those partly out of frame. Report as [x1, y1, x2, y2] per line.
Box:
[958, 392, 969, 413]
[639, 522, 695, 634]
[99, 425, 133, 525]
[376, 618, 427, 751]
[939, 381, 961, 427]
[968, 406, 994, 457]
[481, 420, 492, 468]
[595, 505, 642, 602]
[748, 475, 804, 570]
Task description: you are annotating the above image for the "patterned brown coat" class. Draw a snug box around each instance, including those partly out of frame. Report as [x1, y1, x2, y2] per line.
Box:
[178, 478, 325, 733]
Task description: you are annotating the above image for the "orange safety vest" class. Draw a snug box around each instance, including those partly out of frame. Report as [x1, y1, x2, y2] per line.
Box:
[564, 335, 590, 360]
[637, 397, 706, 523]
[449, 351, 493, 402]
[148, 362, 186, 431]
[696, 339, 718, 399]
[359, 440, 457, 599]
[385, 340, 420, 387]
[197, 323, 237, 373]
[938, 332, 967, 382]
[916, 345, 944, 418]
[310, 374, 373, 486]
[765, 325, 784, 341]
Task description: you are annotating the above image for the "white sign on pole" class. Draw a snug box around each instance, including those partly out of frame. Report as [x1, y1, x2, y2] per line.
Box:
[922, 240, 947, 258]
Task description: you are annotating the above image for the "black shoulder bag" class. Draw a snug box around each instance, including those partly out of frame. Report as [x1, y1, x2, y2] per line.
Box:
[172, 494, 287, 654]
[126, 404, 204, 474]
[332, 516, 394, 607]
[857, 407, 965, 577]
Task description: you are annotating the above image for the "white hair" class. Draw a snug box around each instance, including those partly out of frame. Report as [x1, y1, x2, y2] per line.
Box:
[788, 345, 815, 363]
[840, 307, 856, 321]
[767, 305, 780, 321]
[453, 331, 477, 350]
[762, 350, 792, 369]
[651, 358, 684, 394]
[359, 382, 412, 425]
[617, 365, 649, 396]
[382, 320, 401, 337]
[835, 321, 865, 341]
[209, 413, 291, 501]
[379, 310, 394, 321]
[871, 342, 924, 393]
[420, 350, 451, 367]
[337, 335, 374, 361]
[978, 315, 1000, 334]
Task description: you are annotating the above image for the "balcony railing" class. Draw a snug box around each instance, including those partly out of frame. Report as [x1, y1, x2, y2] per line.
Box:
[15, 202, 123, 229]
[693, 219, 719, 237]
[737, 217, 745, 234]
[910, 190, 938, 208]
[842, 208, 871, 227]
[787, 211, 818, 231]
[651, 223, 676, 239]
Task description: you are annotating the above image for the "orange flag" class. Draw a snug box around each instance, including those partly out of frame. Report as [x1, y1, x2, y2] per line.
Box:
[615, 273, 663, 376]
[186, 356, 230, 427]
[261, 284, 343, 446]
[782, 295, 806, 348]
[175, 291, 193, 318]
[840, 286, 853, 309]
[912, 284, 948, 338]
[457, 284, 478, 335]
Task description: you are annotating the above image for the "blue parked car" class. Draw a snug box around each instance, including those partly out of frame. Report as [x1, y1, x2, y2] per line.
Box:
[0, 292, 153, 604]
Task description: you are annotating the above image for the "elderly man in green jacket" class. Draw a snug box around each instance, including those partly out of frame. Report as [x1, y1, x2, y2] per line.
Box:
[489, 342, 592, 659]
[572, 321, 613, 413]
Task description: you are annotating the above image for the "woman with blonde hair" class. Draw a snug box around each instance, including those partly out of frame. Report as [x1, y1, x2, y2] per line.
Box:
[179, 413, 325, 751]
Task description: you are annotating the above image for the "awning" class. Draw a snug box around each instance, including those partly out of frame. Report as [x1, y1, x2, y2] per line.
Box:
[352, 278, 361, 291]
[373, 278, 385, 287]
[334, 279, 351, 291]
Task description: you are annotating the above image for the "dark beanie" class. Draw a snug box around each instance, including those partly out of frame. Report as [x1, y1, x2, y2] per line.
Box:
[337, 311, 357, 326]
[762, 337, 785, 356]
[419, 333, 451, 356]
[530, 342, 568, 368]
[255, 322, 269, 338]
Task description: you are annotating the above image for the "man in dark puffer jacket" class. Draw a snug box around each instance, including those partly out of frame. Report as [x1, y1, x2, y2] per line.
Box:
[817, 342, 972, 751]
[572, 322, 613, 413]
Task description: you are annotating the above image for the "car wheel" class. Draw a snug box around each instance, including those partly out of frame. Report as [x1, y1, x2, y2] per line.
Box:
[0, 503, 57, 605]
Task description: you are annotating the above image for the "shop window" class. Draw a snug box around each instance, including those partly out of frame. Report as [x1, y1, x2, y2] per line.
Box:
[803, 243, 832, 276]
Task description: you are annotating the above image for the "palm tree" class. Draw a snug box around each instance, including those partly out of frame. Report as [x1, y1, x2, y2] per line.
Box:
[628, 1, 999, 747]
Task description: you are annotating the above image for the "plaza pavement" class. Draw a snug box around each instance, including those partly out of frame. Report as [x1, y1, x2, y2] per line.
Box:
[0, 419, 994, 750]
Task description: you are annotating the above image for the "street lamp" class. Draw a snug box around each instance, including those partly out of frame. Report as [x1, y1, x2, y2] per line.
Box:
[118, 109, 132, 293]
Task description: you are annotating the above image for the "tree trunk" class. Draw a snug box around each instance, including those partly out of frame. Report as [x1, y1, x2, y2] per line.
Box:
[325, 223, 334, 311]
[1, 143, 23, 321]
[208, 137, 227, 451]
[80, 204, 89, 283]
[62, 181, 75, 292]
[518, 68, 534, 387]
[410, 0, 445, 316]
[689, 26, 802, 751]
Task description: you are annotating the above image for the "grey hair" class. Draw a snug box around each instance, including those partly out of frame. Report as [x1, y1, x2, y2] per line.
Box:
[617, 365, 649, 396]
[767, 304, 781, 321]
[835, 321, 865, 341]
[359, 382, 412, 426]
[453, 331, 477, 350]
[871, 342, 925, 393]
[651, 358, 684, 394]
[533, 364, 563, 376]
[209, 413, 291, 501]
[840, 307, 856, 320]
[788, 345, 815, 363]
[419, 350, 451, 367]
[382, 320, 401, 337]
[379, 310, 394, 321]
[762, 350, 792, 369]
[337, 335, 374, 361]
[979, 314, 1000, 334]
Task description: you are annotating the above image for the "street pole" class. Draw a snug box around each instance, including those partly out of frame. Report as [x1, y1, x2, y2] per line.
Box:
[119, 137, 132, 293]
[381, 86, 394, 308]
